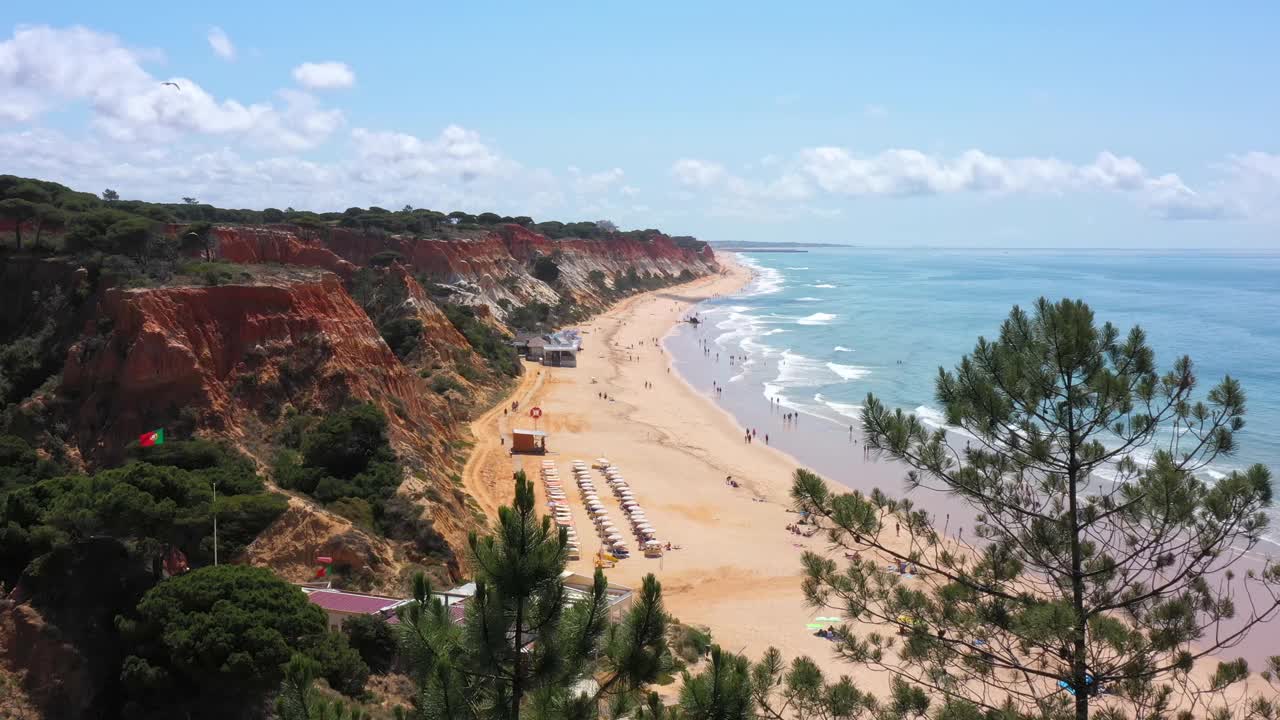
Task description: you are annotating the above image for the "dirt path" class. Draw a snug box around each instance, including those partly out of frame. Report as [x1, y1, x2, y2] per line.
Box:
[460, 360, 546, 521]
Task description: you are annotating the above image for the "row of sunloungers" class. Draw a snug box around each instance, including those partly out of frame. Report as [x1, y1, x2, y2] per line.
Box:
[573, 460, 631, 559]
[540, 460, 581, 560]
[592, 458, 665, 558]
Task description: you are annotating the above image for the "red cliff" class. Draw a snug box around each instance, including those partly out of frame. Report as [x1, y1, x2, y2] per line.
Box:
[212, 225, 358, 279]
[60, 270, 450, 469]
[204, 222, 717, 312]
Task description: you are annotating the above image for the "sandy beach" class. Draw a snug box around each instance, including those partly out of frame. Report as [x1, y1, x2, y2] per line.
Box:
[463, 254, 915, 691]
[460, 253, 1276, 705]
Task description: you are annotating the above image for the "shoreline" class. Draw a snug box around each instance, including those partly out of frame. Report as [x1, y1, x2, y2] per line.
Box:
[476, 254, 933, 694]
[663, 253, 1277, 669]
[462, 250, 1275, 702]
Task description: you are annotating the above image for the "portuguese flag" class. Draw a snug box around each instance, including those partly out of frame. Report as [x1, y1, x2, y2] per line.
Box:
[139, 428, 165, 447]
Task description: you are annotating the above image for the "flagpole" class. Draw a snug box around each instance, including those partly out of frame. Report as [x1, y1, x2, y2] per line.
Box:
[212, 478, 218, 566]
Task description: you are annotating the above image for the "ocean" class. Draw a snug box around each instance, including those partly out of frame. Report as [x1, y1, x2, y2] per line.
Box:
[667, 247, 1280, 546]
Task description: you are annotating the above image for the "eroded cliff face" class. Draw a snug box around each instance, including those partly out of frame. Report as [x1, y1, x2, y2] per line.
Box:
[17, 220, 713, 588]
[212, 225, 357, 278]
[206, 222, 718, 314]
[59, 269, 450, 469]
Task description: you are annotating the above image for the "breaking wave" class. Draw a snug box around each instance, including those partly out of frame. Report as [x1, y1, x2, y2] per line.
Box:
[797, 312, 837, 326]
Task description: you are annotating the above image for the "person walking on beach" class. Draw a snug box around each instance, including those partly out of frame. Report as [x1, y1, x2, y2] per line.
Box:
[765, 434, 769, 445]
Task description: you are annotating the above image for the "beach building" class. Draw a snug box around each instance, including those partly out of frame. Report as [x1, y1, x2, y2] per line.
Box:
[300, 586, 413, 632]
[512, 330, 582, 366]
[543, 341, 577, 367]
[513, 333, 548, 362]
[561, 571, 634, 622]
[299, 583, 473, 630]
[510, 428, 548, 453]
[443, 572, 633, 623]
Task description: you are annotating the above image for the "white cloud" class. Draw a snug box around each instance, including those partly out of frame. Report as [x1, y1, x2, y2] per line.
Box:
[0, 125, 546, 214]
[672, 147, 1265, 223]
[0, 25, 342, 150]
[570, 167, 625, 194]
[207, 26, 234, 60]
[5, 23, 1275, 231]
[0, 25, 153, 122]
[863, 104, 888, 118]
[292, 61, 355, 90]
[791, 147, 1238, 219]
[671, 158, 726, 188]
[350, 125, 510, 184]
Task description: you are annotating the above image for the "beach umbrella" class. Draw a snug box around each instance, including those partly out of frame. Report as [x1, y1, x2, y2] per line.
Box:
[607, 532, 625, 541]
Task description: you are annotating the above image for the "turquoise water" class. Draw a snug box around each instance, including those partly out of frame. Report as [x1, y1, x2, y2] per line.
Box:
[691, 248, 1280, 539]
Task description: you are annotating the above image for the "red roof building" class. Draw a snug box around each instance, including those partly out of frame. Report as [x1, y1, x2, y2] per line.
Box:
[301, 587, 411, 631]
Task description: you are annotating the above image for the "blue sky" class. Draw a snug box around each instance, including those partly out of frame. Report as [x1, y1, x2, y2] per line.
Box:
[2, 2, 1278, 247]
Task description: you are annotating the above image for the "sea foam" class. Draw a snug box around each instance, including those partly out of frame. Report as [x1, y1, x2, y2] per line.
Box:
[797, 312, 837, 325]
[827, 362, 871, 380]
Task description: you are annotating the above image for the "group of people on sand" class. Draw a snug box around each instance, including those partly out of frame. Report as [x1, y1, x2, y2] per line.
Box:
[786, 523, 818, 537]
[725, 475, 740, 488]
[744, 427, 767, 444]
[813, 625, 838, 641]
[892, 559, 920, 575]
[597, 391, 611, 400]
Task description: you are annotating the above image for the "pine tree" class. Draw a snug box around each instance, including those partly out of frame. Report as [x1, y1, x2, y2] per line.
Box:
[677, 645, 754, 720]
[397, 471, 671, 720]
[275, 654, 369, 720]
[792, 298, 1280, 720]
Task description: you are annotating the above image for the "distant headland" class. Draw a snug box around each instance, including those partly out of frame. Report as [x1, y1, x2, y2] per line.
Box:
[709, 241, 848, 253]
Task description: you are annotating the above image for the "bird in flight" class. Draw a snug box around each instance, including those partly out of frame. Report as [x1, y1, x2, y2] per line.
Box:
[161, 81, 181, 91]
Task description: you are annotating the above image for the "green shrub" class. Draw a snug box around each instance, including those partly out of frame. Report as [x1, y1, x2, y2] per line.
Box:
[274, 405, 404, 533]
[297, 631, 369, 698]
[532, 255, 560, 283]
[176, 260, 249, 286]
[342, 614, 397, 674]
[431, 374, 464, 394]
[441, 303, 519, 377]
[379, 317, 422, 359]
[328, 497, 375, 529]
[456, 361, 484, 383]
